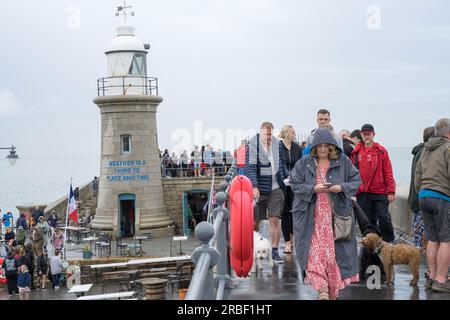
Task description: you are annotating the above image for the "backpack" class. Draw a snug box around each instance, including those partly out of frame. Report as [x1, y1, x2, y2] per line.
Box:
[5, 258, 17, 273]
[34, 228, 44, 242]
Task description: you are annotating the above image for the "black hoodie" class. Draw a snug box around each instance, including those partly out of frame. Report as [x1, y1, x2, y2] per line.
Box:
[407, 143, 424, 213]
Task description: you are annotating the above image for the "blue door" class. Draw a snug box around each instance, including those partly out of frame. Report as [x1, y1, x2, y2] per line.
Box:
[119, 194, 136, 237]
[182, 192, 190, 236]
[182, 189, 209, 236]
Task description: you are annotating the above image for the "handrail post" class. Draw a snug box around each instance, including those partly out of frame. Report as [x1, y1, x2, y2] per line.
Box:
[213, 191, 232, 296]
[185, 163, 238, 300]
[185, 222, 220, 300]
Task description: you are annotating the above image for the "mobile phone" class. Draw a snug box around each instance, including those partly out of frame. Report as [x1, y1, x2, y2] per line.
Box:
[323, 182, 332, 188]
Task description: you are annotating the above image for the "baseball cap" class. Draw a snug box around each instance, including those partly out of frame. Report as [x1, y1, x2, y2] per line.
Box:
[361, 124, 375, 133]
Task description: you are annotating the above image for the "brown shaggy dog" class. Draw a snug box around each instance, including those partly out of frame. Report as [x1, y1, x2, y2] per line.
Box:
[361, 233, 421, 286]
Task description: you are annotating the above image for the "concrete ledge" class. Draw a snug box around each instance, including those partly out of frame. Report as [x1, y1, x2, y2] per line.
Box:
[389, 185, 413, 235]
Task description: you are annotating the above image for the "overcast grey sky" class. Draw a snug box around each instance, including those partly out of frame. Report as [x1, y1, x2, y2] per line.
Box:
[1, 0, 450, 160]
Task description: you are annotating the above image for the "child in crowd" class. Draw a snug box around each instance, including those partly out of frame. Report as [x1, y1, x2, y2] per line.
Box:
[50, 249, 63, 289]
[17, 265, 31, 294]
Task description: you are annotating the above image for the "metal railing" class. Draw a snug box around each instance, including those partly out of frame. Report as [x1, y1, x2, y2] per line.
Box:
[160, 163, 233, 178]
[185, 163, 238, 300]
[97, 76, 159, 96]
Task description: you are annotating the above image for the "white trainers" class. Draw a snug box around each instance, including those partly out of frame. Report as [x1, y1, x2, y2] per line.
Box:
[55, 286, 60, 289]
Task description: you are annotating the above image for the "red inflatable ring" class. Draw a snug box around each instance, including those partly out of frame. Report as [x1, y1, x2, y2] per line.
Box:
[0, 257, 7, 284]
[229, 175, 254, 277]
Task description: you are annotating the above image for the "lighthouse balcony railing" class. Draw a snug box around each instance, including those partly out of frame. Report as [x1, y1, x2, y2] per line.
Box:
[185, 162, 238, 300]
[97, 76, 158, 96]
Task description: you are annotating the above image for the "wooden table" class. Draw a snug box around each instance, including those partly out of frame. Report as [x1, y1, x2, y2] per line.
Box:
[170, 236, 188, 256]
[135, 278, 168, 300]
[82, 237, 99, 253]
[69, 284, 93, 297]
[61, 226, 88, 244]
[129, 235, 148, 256]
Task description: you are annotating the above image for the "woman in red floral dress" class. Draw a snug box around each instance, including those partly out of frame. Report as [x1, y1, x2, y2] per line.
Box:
[290, 128, 362, 300]
[304, 165, 359, 299]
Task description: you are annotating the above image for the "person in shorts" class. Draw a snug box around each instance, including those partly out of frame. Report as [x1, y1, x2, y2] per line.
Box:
[245, 121, 289, 263]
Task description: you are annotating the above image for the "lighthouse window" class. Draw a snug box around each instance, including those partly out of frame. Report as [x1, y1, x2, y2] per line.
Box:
[128, 54, 146, 75]
[121, 135, 132, 154]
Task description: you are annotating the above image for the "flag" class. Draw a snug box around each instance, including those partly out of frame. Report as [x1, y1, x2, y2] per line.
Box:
[67, 183, 78, 223]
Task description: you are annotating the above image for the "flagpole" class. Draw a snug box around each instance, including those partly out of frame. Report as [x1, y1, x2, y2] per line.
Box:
[63, 177, 73, 260]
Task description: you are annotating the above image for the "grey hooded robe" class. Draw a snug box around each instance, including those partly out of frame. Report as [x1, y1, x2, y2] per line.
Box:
[290, 128, 361, 280]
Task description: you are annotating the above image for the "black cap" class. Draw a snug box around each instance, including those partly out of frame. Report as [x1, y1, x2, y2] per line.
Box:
[361, 124, 375, 132]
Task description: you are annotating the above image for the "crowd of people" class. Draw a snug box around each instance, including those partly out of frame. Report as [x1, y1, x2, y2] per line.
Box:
[0, 207, 69, 296]
[160, 146, 235, 178]
[1, 111, 448, 300]
[243, 109, 450, 299]
[0, 176, 100, 297]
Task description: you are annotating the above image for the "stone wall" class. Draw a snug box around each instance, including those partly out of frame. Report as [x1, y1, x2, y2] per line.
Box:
[43, 181, 93, 217]
[162, 177, 215, 234]
[389, 185, 413, 235]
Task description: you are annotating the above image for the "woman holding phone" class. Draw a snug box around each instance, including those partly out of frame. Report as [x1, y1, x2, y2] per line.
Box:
[290, 128, 361, 300]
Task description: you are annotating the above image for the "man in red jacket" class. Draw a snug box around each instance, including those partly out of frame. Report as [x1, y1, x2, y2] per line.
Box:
[351, 124, 396, 242]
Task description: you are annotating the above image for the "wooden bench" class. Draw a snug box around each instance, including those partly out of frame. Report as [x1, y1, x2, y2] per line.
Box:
[126, 256, 192, 270]
[138, 267, 168, 278]
[87, 256, 193, 285]
[89, 262, 129, 283]
[101, 270, 140, 293]
[76, 291, 135, 300]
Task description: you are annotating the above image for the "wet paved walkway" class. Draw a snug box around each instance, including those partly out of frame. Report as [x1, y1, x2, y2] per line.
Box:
[225, 253, 450, 300]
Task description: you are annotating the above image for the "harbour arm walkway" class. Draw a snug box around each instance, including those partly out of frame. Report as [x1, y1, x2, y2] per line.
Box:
[1, 230, 448, 300]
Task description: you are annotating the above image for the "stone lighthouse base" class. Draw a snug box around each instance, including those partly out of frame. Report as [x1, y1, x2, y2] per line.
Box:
[91, 207, 175, 238]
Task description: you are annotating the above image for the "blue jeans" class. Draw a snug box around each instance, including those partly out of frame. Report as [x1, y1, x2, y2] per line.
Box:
[52, 274, 62, 287]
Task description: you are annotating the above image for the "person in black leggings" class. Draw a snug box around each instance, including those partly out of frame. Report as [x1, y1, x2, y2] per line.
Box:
[280, 125, 302, 253]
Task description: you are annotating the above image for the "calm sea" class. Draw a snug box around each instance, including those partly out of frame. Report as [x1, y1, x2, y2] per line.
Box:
[0, 155, 100, 219]
[0, 147, 414, 218]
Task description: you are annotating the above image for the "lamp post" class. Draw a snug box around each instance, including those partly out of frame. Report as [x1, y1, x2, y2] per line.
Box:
[0, 145, 19, 166]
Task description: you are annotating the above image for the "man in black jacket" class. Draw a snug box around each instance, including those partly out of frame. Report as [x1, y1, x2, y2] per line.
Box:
[32, 206, 43, 227]
[408, 126, 435, 248]
[16, 213, 29, 231]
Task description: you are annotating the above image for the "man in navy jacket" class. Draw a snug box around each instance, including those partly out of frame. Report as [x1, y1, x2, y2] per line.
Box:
[245, 121, 289, 263]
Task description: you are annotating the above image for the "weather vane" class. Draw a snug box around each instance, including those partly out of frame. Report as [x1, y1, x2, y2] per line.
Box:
[115, 0, 134, 24]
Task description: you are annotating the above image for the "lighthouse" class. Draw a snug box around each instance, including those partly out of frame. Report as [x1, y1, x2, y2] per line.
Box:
[91, 6, 173, 237]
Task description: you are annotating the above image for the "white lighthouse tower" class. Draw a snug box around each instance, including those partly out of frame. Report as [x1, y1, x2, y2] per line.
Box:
[91, 4, 173, 237]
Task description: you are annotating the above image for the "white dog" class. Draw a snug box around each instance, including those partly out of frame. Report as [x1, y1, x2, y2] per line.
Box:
[251, 231, 274, 273]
